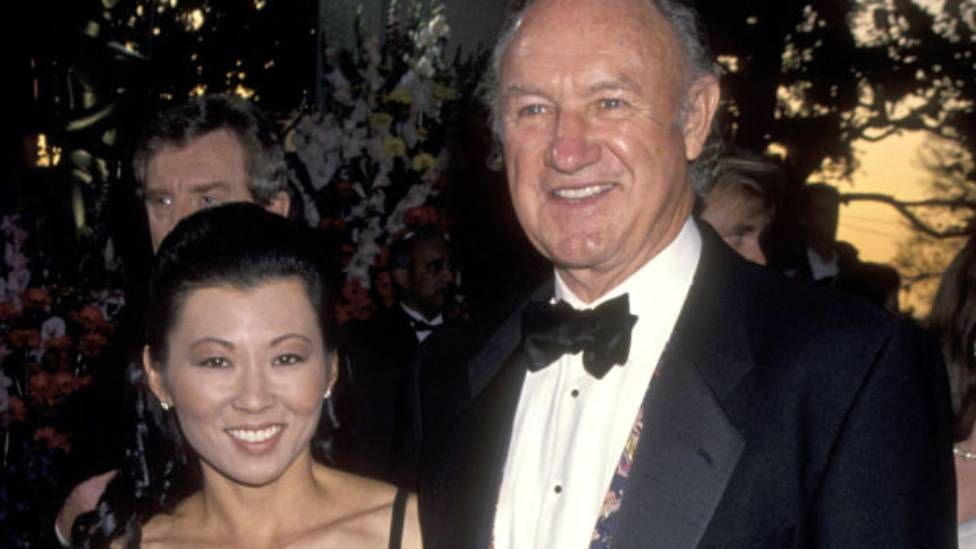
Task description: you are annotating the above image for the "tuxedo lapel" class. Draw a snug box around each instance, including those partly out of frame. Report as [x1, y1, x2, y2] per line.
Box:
[613, 223, 755, 548]
[423, 282, 551, 549]
[424, 352, 527, 549]
[612, 345, 745, 548]
[467, 281, 553, 397]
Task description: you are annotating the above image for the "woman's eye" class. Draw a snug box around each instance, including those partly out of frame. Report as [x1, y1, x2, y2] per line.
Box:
[272, 353, 305, 366]
[198, 356, 230, 368]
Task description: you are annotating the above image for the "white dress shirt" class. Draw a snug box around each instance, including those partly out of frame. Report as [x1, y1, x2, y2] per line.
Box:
[492, 218, 702, 549]
[806, 246, 839, 280]
[399, 302, 443, 343]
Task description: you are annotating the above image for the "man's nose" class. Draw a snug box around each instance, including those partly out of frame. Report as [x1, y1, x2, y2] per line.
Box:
[545, 110, 601, 173]
[232, 362, 275, 413]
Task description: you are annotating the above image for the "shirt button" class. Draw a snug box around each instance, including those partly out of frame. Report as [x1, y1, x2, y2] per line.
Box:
[571, 389, 580, 398]
[554, 485, 563, 494]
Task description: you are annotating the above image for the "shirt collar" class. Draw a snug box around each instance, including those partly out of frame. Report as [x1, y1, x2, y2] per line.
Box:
[554, 217, 702, 314]
[399, 302, 444, 326]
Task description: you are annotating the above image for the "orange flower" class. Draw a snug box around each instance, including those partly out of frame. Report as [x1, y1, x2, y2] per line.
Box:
[319, 217, 346, 233]
[404, 206, 429, 227]
[52, 371, 80, 398]
[341, 279, 370, 306]
[336, 180, 356, 200]
[3, 396, 27, 426]
[34, 426, 71, 452]
[78, 331, 110, 358]
[75, 304, 110, 333]
[0, 300, 21, 322]
[8, 329, 41, 350]
[23, 287, 52, 311]
[405, 205, 440, 228]
[28, 371, 52, 407]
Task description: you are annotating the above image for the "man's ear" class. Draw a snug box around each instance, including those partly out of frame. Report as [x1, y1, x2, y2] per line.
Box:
[143, 346, 172, 407]
[264, 191, 291, 218]
[681, 74, 721, 161]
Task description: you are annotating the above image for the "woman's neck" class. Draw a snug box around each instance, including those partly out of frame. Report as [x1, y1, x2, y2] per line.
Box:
[193, 450, 325, 545]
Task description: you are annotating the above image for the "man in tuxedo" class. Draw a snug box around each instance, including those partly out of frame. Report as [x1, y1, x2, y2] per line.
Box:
[338, 230, 453, 485]
[416, 0, 955, 547]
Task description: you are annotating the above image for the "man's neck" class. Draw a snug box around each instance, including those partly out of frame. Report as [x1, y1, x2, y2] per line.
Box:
[557, 214, 692, 304]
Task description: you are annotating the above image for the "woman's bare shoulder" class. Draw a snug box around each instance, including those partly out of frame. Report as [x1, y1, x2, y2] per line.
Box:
[293, 466, 418, 548]
[138, 495, 217, 549]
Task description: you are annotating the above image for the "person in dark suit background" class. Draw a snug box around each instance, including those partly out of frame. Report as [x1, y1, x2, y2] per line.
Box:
[415, 0, 955, 548]
[337, 229, 453, 486]
[54, 94, 293, 545]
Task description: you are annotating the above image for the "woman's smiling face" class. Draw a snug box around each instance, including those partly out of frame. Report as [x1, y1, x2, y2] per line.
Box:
[145, 277, 335, 487]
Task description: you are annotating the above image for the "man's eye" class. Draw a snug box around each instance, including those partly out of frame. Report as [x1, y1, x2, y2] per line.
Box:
[518, 104, 548, 117]
[201, 194, 221, 207]
[147, 195, 172, 208]
[197, 356, 230, 368]
[272, 353, 305, 366]
[598, 98, 625, 109]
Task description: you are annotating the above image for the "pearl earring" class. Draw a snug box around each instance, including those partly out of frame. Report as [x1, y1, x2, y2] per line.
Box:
[161, 401, 171, 411]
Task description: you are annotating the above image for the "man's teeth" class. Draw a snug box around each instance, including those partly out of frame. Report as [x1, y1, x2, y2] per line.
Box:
[227, 425, 282, 443]
[553, 184, 612, 199]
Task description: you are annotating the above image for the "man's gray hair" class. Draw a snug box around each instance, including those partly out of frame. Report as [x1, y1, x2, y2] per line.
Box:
[132, 94, 288, 205]
[484, 0, 722, 193]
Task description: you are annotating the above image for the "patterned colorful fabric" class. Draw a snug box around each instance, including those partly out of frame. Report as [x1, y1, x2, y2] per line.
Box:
[589, 403, 646, 547]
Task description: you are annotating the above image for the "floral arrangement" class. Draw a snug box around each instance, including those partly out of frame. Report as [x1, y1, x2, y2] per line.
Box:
[0, 214, 124, 546]
[288, 1, 482, 323]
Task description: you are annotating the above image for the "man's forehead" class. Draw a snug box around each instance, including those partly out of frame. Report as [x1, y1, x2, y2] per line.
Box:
[415, 238, 449, 257]
[501, 0, 681, 85]
[145, 129, 249, 191]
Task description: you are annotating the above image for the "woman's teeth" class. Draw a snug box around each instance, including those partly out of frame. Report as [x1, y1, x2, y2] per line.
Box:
[227, 425, 282, 443]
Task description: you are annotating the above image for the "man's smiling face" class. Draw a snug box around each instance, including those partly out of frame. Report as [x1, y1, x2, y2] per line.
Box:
[498, 0, 718, 300]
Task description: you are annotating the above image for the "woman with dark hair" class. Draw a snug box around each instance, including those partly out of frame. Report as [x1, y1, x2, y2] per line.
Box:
[72, 203, 421, 548]
[929, 235, 976, 548]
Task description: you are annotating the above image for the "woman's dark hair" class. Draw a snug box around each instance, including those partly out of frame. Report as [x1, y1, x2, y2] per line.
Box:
[73, 203, 337, 547]
[929, 234, 976, 442]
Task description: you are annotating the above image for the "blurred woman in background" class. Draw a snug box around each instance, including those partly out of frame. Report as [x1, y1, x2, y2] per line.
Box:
[929, 234, 976, 548]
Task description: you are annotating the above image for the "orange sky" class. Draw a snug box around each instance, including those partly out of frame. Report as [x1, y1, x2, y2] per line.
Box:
[834, 132, 932, 264]
[831, 131, 964, 315]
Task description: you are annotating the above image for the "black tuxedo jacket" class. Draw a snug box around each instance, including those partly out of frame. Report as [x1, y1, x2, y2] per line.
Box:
[334, 305, 421, 486]
[416, 225, 955, 548]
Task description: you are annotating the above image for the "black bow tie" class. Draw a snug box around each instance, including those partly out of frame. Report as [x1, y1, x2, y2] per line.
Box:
[408, 317, 439, 333]
[520, 293, 638, 379]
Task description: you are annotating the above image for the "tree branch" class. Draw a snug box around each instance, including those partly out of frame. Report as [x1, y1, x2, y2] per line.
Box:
[840, 192, 973, 238]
